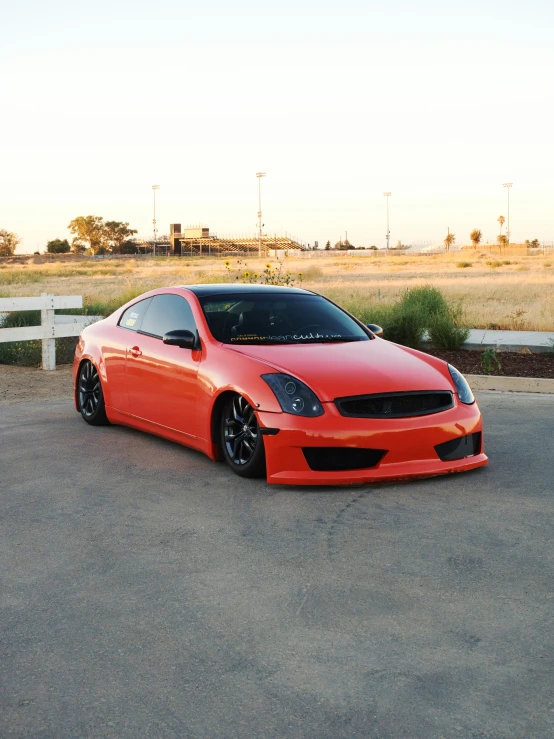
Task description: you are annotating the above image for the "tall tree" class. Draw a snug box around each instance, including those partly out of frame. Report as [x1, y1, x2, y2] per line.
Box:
[104, 221, 138, 253]
[497, 234, 508, 249]
[324, 240, 331, 250]
[470, 229, 482, 249]
[68, 215, 106, 254]
[498, 215, 505, 235]
[0, 229, 21, 256]
[46, 238, 71, 254]
[444, 232, 455, 252]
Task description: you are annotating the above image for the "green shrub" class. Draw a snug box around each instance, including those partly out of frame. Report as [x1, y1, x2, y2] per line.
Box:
[405, 288, 470, 350]
[344, 285, 469, 350]
[401, 285, 449, 316]
[427, 312, 470, 350]
[384, 302, 427, 348]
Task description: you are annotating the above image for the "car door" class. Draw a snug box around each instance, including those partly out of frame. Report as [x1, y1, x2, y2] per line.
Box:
[125, 293, 201, 438]
[104, 297, 153, 412]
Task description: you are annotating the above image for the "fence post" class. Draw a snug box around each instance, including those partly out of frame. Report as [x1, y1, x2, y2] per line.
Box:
[41, 292, 56, 370]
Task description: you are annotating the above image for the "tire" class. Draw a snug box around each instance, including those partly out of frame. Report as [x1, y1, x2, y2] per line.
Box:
[78, 360, 110, 426]
[220, 394, 266, 478]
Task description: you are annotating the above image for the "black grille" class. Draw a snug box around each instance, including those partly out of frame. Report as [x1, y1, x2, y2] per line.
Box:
[335, 391, 454, 418]
[435, 432, 481, 461]
[302, 447, 387, 472]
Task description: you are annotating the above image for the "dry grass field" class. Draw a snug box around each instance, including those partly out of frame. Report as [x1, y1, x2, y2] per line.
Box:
[1, 251, 553, 331]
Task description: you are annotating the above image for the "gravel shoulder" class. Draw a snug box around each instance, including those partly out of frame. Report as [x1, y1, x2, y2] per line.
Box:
[0, 364, 73, 405]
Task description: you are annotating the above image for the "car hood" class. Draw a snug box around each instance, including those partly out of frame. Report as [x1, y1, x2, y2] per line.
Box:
[226, 339, 453, 401]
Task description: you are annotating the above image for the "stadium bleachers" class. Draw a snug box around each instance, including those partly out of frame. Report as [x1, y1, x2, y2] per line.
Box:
[174, 234, 305, 256]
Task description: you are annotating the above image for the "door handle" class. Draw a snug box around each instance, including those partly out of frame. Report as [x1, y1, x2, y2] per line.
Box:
[129, 346, 142, 358]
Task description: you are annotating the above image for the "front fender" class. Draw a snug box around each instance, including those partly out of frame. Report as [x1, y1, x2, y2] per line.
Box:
[72, 334, 107, 411]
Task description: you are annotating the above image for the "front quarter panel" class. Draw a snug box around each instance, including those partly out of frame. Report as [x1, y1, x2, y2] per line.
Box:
[73, 322, 107, 410]
[195, 343, 285, 448]
[73, 319, 122, 416]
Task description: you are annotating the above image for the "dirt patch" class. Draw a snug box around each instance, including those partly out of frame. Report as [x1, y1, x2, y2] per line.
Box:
[0, 364, 74, 405]
[425, 349, 554, 379]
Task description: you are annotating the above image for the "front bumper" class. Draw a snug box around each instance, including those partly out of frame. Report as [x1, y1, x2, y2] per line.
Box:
[257, 400, 487, 486]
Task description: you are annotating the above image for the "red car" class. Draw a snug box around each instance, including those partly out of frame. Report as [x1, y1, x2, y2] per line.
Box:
[73, 284, 487, 485]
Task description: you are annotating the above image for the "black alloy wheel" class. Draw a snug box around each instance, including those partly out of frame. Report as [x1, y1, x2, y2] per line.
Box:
[78, 360, 109, 426]
[221, 394, 266, 478]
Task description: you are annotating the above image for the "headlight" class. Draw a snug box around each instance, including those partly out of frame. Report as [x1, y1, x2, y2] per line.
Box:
[261, 373, 324, 417]
[448, 364, 475, 405]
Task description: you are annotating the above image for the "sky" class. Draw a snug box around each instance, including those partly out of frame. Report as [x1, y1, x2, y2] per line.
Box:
[1, 0, 553, 252]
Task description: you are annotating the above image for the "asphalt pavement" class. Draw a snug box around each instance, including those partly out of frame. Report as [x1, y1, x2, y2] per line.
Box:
[1, 393, 553, 739]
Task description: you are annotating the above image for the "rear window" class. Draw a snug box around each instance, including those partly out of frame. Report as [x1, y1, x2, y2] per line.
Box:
[118, 298, 152, 332]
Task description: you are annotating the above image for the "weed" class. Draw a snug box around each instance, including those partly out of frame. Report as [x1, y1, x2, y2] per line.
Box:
[486, 260, 502, 268]
[225, 257, 302, 287]
[456, 261, 472, 268]
[481, 348, 502, 373]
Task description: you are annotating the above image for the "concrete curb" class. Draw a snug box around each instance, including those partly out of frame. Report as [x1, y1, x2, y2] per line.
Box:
[467, 374, 554, 394]
[421, 328, 554, 353]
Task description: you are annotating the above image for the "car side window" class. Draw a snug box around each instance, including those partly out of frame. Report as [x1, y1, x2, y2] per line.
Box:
[139, 294, 197, 339]
[118, 298, 152, 332]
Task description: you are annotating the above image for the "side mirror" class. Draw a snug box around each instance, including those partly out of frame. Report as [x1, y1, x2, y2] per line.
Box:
[163, 329, 196, 349]
[367, 323, 384, 337]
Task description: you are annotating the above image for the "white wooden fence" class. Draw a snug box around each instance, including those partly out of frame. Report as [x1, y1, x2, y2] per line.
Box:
[0, 293, 102, 370]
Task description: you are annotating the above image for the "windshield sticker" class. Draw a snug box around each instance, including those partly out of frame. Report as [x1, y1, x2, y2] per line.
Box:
[231, 331, 342, 342]
[125, 318, 137, 327]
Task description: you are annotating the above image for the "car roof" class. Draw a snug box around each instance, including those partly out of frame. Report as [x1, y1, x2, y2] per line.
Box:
[182, 284, 313, 297]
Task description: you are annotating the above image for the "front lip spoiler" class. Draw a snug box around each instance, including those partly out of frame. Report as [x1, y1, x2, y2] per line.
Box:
[266, 454, 489, 486]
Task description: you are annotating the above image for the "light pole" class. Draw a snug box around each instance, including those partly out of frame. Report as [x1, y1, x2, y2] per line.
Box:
[503, 183, 512, 243]
[383, 192, 391, 249]
[256, 173, 266, 257]
[152, 185, 160, 256]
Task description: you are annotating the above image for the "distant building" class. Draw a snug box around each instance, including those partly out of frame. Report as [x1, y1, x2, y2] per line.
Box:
[169, 224, 305, 256]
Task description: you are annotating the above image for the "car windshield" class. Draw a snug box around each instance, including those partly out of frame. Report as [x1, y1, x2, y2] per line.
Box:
[199, 293, 369, 345]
